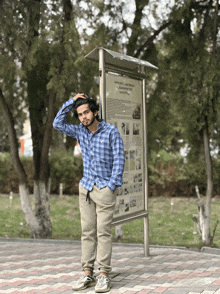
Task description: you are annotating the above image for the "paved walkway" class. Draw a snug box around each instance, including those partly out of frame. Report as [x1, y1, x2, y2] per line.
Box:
[1, 239, 220, 294]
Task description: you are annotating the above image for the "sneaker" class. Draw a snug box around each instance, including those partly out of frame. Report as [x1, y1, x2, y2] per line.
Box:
[95, 275, 112, 293]
[72, 273, 96, 291]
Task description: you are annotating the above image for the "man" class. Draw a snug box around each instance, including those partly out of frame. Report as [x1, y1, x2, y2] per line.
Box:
[53, 93, 125, 292]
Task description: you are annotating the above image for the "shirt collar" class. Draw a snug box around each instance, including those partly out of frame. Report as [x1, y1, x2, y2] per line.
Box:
[97, 119, 105, 131]
[80, 119, 105, 133]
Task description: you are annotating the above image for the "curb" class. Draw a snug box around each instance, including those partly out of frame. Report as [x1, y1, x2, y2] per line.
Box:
[1, 237, 220, 256]
[0, 237, 81, 245]
[201, 246, 220, 255]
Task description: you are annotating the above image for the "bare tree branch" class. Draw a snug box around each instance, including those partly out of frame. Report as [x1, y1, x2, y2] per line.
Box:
[134, 21, 172, 59]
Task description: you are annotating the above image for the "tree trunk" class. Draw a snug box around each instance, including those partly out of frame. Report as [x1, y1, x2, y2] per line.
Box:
[201, 119, 213, 245]
[197, 204, 210, 244]
[25, 0, 54, 238]
[33, 89, 56, 238]
[26, 75, 54, 238]
[34, 180, 52, 237]
[19, 183, 42, 238]
[0, 88, 45, 237]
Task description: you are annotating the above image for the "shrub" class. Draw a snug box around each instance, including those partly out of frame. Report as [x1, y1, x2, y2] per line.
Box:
[49, 151, 83, 194]
[0, 150, 219, 197]
[0, 152, 83, 195]
[148, 150, 220, 197]
[0, 153, 18, 193]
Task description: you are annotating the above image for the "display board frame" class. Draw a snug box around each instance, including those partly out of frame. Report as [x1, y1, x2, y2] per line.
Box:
[85, 48, 157, 257]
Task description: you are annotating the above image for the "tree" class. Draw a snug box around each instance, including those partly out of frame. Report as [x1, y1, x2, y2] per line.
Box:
[0, 0, 82, 237]
[0, 88, 42, 235]
[160, 0, 220, 245]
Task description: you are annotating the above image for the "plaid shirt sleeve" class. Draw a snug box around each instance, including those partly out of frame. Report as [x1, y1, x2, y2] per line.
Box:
[53, 98, 80, 140]
[107, 128, 125, 192]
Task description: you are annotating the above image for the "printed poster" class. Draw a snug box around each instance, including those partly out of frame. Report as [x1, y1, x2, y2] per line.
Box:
[105, 73, 145, 218]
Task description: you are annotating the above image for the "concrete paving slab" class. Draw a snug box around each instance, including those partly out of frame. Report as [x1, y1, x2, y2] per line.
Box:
[1, 239, 220, 294]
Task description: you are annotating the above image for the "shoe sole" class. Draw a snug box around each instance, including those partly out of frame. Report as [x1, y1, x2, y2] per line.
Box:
[95, 289, 110, 293]
[73, 281, 96, 291]
[95, 286, 111, 293]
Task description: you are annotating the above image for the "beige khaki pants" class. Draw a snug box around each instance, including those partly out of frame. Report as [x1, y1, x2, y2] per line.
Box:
[79, 183, 116, 274]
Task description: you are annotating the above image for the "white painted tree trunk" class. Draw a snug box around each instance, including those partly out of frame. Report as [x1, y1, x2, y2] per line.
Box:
[19, 181, 52, 238]
[200, 124, 213, 245]
[192, 124, 215, 246]
[115, 224, 123, 241]
[198, 204, 210, 245]
[19, 183, 42, 238]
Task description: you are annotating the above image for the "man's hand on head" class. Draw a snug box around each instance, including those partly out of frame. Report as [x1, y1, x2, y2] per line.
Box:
[73, 93, 87, 102]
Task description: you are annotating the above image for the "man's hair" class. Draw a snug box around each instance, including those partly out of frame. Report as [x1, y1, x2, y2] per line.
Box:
[73, 94, 100, 120]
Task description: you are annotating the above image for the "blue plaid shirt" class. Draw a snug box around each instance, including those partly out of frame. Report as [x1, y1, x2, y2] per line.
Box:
[53, 98, 125, 192]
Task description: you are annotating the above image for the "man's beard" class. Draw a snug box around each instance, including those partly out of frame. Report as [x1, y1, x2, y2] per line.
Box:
[83, 115, 96, 127]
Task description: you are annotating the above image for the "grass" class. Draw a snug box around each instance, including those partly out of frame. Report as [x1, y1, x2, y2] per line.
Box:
[1, 194, 220, 249]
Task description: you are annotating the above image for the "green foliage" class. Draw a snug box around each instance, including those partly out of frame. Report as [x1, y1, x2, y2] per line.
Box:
[160, 1, 220, 147]
[49, 151, 83, 194]
[146, 70, 186, 156]
[182, 157, 220, 196]
[1, 151, 220, 197]
[148, 150, 220, 196]
[0, 152, 83, 195]
[0, 153, 19, 194]
[149, 150, 185, 186]
[0, 0, 27, 147]
[0, 154, 34, 194]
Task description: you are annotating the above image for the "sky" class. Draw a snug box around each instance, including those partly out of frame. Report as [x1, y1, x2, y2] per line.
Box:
[74, 0, 174, 38]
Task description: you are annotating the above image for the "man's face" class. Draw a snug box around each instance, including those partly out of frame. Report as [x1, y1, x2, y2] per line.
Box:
[77, 103, 97, 127]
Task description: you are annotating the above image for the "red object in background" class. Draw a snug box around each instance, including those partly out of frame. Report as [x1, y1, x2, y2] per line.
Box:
[18, 139, 25, 154]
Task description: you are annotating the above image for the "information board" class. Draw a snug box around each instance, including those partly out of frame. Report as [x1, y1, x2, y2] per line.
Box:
[85, 47, 158, 256]
[105, 73, 145, 219]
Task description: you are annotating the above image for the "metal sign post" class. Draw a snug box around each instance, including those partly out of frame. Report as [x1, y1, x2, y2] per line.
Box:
[99, 48, 106, 120]
[142, 78, 149, 257]
[85, 48, 157, 257]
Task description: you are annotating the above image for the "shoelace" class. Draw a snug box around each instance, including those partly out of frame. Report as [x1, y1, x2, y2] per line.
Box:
[97, 275, 110, 282]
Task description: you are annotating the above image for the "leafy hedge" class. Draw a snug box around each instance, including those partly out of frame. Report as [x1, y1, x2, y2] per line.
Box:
[148, 150, 220, 197]
[0, 153, 22, 194]
[0, 152, 83, 195]
[0, 151, 219, 196]
[49, 152, 83, 194]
